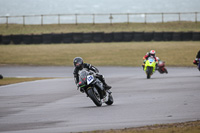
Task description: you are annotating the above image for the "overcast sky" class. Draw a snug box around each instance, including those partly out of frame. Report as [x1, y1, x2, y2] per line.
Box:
[0, 0, 199, 16]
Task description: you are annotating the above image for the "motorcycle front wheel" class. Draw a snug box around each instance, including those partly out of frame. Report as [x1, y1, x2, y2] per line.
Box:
[87, 87, 102, 107]
[146, 66, 153, 79]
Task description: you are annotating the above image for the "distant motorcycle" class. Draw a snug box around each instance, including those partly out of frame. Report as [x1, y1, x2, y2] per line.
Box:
[157, 60, 168, 74]
[144, 57, 156, 79]
[193, 58, 200, 71]
[78, 69, 113, 106]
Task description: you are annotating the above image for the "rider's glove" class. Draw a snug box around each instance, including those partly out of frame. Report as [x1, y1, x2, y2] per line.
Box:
[80, 88, 84, 93]
[193, 59, 198, 64]
[76, 83, 84, 93]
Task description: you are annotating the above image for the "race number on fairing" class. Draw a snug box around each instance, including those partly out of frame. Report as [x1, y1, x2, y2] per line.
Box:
[87, 75, 94, 85]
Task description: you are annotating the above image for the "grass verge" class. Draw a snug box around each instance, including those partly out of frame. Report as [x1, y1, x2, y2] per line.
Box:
[0, 22, 200, 35]
[84, 120, 200, 133]
[0, 77, 53, 86]
[0, 42, 199, 66]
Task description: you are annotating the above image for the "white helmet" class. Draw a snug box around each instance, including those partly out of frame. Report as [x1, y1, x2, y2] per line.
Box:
[150, 50, 156, 57]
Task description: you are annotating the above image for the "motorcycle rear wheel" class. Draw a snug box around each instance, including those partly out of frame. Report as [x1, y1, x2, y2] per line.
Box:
[105, 94, 114, 105]
[165, 68, 168, 73]
[87, 87, 102, 106]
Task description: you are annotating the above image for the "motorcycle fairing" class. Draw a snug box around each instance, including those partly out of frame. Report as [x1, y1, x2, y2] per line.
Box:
[144, 57, 156, 73]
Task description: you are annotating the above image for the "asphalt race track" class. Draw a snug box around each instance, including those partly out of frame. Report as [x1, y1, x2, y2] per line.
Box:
[0, 66, 200, 133]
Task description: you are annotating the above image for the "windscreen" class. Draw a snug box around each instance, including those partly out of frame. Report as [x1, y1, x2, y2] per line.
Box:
[79, 70, 89, 83]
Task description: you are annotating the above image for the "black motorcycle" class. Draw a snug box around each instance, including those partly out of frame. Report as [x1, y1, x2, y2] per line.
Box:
[78, 69, 113, 106]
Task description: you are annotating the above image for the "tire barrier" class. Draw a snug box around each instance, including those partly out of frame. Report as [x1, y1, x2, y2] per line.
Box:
[134, 32, 144, 41]
[144, 32, 154, 41]
[123, 32, 134, 42]
[1, 32, 200, 44]
[153, 32, 163, 41]
[2, 35, 11, 44]
[73, 33, 83, 43]
[0, 35, 2, 44]
[83, 33, 93, 43]
[22, 34, 32, 44]
[192, 32, 200, 41]
[163, 32, 173, 41]
[32, 34, 42, 44]
[172, 32, 182, 41]
[52, 33, 62, 43]
[104, 33, 113, 42]
[11, 34, 23, 44]
[42, 34, 52, 44]
[113, 32, 123, 42]
[93, 32, 104, 42]
[62, 33, 73, 43]
[182, 32, 193, 41]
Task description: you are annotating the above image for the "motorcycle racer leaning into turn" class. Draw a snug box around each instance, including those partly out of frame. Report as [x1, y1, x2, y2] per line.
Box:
[73, 57, 112, 92]
[142, 50, 158, 70]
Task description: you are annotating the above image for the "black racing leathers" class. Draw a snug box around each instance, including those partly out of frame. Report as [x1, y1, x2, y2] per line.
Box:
[73, 63, 99, 84]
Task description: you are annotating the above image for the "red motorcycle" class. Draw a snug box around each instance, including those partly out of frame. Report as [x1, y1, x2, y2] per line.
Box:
[193, 58, 200, 71]
[157, 60, 168, 74]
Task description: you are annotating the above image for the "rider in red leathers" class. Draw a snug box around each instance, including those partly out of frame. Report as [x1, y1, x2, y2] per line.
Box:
[193, 50, 200, 65]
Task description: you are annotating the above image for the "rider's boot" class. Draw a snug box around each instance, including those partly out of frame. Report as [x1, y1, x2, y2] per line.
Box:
[142, 64, 145, 70]
[97, 74, 112, 90]
[104, 83, 112, 90]
[102, 78, 111, 90]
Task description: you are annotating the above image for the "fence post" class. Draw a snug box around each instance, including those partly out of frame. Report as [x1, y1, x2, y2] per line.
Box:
[127, 13, 129, 24]
[58, 14, 60, 25]
[162, 13, 164, 23]
[75, 14, 78, 25]
[109, 14, 113, 25]
[41, 15, 43, 26]
[23, 16, 25, 26]
[6, 16, 8, 28]
[195, 12, 197, 23]
[178, 13, 181, 22]
[93, 14, 95, 25]
[144, 13, 147, 24]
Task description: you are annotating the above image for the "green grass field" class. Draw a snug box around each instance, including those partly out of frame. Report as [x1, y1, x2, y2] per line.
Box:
[0, 42, 199, 66]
